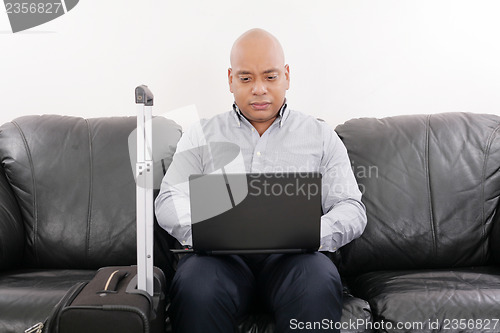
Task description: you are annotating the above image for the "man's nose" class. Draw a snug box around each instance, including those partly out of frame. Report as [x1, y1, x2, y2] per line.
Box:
[252, 79, 267, 95]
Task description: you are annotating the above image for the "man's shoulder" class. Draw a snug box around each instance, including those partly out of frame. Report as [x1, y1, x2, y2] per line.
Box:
[199, 110, 235, 127]
[183, 110, 233, 134]
[286, 109, 332, 130]
[286, 109, 342, 147]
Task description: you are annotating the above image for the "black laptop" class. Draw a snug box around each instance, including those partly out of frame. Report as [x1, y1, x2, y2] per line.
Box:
[172, 172, 322, 255]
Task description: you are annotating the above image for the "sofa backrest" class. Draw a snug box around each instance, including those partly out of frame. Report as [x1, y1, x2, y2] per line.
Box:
[0, 115, 181, 270]
[336, 112, 500, 275]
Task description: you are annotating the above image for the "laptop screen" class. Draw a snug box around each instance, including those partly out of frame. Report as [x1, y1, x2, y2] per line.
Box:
[189, 172, 322, 253]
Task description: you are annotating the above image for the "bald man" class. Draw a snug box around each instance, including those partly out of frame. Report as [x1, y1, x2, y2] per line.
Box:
[155, 29, 367, 333]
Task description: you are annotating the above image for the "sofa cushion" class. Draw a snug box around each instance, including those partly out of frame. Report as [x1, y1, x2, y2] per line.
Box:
[335, 113, 500, 275]
[349, 266, 500, 333]
[0, 269, 96, 333]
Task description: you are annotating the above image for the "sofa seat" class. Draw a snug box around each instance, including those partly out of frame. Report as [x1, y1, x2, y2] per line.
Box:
[349, 266, 500, 333]
[0, 269, 96, 333]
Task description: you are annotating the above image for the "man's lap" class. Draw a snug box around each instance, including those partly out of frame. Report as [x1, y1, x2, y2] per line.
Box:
[172, 252, 341, 309]
[169, 252, 342, 332]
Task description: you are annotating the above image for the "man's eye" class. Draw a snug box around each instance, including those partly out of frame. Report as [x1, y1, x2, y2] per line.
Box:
[267, 75, 277, 80]
[240, 77, 250, 82]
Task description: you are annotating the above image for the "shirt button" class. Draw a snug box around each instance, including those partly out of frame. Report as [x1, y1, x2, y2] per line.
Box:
[256, 151, 261, 156]
[251, 128, 255, 132]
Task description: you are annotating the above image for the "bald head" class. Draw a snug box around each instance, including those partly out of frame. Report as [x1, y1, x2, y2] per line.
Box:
[230, 28, 285, 68]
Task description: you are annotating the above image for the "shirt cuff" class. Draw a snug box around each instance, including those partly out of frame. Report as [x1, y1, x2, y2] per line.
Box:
[179, 235, 192, 247]
[319, 218, 340, 252]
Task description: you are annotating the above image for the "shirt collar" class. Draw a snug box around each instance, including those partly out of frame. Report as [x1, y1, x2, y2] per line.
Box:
[232, 99, 289, 128]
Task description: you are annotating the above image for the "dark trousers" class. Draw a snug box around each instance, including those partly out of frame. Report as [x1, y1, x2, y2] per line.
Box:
[169, 252, 342, 333]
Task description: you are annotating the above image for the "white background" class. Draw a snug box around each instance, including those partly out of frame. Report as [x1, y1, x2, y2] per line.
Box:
[1, 0, 499, 129]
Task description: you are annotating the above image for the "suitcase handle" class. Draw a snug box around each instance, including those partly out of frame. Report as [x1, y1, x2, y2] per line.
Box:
[100, 269, 129, 293]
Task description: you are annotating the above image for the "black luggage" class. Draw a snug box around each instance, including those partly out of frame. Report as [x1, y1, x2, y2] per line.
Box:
[56, 266, 166, 333]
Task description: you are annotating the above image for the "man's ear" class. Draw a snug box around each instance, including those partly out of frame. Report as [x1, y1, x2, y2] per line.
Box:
[228, 68, 233, 93]
[284, 64, 290, 90]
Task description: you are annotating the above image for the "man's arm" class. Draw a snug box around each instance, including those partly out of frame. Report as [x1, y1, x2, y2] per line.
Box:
[155, 126, 203, 247]
[319, 122, 367, 252]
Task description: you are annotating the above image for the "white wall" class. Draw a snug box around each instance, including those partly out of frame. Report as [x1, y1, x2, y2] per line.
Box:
[1, 0, 499, 129]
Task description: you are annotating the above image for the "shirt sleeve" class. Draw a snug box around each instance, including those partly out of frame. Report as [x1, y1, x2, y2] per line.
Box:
[319, 122, 367, 252]
[154, 125, 203, 246]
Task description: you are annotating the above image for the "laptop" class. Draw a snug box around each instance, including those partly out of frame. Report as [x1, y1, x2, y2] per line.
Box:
[171, 172, 322, 255]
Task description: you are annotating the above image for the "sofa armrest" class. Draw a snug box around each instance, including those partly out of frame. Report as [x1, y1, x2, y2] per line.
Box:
[0, 163, 24, 270]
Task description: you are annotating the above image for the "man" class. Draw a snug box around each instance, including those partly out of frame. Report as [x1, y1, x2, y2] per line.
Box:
[155, 28, 367, 333]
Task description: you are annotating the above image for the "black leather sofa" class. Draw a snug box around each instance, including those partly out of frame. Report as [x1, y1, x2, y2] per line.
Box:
[0, 112, 499, 333]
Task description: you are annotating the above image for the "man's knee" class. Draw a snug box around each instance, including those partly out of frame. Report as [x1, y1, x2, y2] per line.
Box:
[262, 253, 342, 308]
[172, 269, 220, 305]
[289, 253, 341, 295]
[262, 252, 343, 332]
[276, 253, 340, 282]
[170, 254, 255, 308]
[172, 255, 225, 301]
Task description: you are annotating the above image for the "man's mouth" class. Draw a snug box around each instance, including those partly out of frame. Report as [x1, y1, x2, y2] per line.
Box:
[250, 102, 271, 110]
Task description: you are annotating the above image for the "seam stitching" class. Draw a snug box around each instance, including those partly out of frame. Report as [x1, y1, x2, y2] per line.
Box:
[425, 115, 437, 263]
[85, 119, 94, 267]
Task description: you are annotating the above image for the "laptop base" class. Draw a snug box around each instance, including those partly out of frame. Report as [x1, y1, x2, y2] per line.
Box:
[170, 248, 316, 255]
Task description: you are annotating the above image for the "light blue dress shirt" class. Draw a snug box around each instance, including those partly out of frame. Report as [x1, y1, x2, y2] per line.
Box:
[155, 103, 367, 252]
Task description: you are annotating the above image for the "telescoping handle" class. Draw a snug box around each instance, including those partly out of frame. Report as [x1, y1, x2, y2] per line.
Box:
[135, 85, 154, 106]
[135, 85, 154, 296]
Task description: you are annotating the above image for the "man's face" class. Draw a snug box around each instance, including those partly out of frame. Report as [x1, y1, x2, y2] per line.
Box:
[228, 44, 290, 124]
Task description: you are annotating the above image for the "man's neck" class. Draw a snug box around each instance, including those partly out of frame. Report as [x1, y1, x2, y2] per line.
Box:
[251, 117, 277, 136]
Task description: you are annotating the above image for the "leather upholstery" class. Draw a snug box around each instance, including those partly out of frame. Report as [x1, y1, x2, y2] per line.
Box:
[0, 269, 96, 333]
[335, 112, 500, 332]
[336, 113, 500, 275]
[0, 164, 23, 270]
[0, 116, 139, 268]
[489, 202, 500, 264]
[350, 266, 500, 331]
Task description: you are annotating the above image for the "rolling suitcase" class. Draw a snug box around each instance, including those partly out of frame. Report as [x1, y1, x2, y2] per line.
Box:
[56, 266, 166, 333]
[50, 86, 166, 333]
